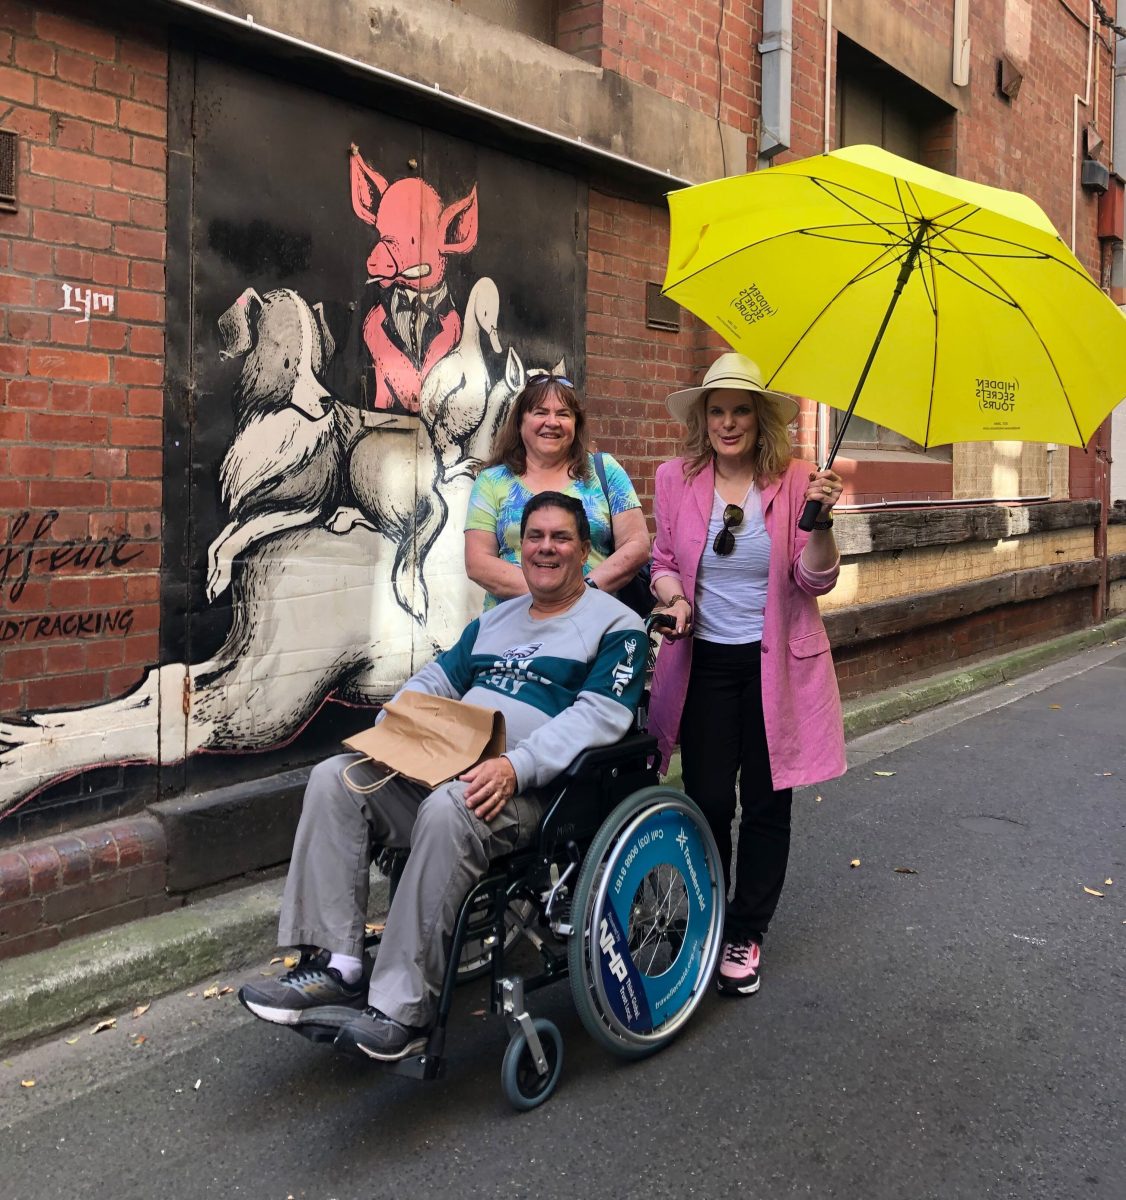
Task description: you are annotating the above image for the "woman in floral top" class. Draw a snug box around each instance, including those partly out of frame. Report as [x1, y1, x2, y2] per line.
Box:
[464, 375, 650, 609]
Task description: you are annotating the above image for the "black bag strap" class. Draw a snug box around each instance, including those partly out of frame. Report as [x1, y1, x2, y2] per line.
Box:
[591, 451, 616, 552]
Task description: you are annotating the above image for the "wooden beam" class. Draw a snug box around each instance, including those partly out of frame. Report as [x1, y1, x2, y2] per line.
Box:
[834, 499, 1099, 557]
[824, 559, 1101, 648]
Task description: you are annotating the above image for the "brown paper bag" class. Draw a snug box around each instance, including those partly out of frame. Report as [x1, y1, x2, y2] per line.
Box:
[342, 691, 506, 794]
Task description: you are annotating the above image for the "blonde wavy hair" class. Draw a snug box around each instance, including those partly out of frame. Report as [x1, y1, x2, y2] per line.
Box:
[681, 388, 794, 482]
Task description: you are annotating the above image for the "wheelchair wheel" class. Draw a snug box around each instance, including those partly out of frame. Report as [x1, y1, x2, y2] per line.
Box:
[567, 787, 724, 1060]
[501, 1018, 563, 1111]
[456, 898, 534, 982]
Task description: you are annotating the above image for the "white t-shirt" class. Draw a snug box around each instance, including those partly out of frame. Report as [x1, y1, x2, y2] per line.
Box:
[693, 485, 771, 645]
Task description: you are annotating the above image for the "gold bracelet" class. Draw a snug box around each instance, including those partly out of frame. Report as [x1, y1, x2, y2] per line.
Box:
[666, 594, 692, 609]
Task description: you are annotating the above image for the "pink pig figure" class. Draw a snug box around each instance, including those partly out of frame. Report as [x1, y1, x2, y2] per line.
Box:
[350, 144, 479, 411]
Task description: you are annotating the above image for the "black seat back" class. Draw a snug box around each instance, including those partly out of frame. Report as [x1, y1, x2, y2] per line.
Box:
[536, 733, 659, 858]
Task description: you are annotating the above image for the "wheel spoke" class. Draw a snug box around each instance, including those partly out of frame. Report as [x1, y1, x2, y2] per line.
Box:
[623, 864, 690, 976]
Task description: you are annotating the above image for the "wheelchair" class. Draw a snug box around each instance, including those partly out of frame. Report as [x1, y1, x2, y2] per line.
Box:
[297, 616, 726, 1110]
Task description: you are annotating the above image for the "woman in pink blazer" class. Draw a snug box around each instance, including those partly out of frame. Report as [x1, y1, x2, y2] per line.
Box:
[649, 352, 847, 998]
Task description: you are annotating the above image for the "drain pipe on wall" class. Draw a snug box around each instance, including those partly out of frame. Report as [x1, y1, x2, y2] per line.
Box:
[1072, 3, 1096, 252]
[816, 0, 834, 468]
[758, 0, 793, 161]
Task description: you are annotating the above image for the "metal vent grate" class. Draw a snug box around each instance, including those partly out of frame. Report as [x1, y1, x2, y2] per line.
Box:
[0, 130, 16, 213]
[646, 282, 681, 332]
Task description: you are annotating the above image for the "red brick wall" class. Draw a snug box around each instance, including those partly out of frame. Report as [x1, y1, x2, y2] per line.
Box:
[0, 0, 167, 715]
[556, 0, 604, 65]
[558, 1, 758, 137]
[582, 190, 717, 512]
[833, 588, 1096, 698]
[0, 814, 174, 959]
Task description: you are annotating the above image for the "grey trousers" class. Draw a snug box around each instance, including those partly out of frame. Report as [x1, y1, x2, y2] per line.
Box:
[278, 753, 544, 1027]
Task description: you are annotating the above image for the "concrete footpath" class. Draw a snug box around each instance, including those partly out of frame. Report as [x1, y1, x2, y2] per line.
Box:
[2, 615, 1123, 1053]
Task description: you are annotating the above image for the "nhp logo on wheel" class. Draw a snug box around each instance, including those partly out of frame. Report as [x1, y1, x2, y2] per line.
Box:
[599, 917, 629, 982]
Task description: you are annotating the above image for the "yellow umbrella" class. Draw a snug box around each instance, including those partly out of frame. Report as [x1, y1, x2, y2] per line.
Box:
[663, 144, 1126, 528]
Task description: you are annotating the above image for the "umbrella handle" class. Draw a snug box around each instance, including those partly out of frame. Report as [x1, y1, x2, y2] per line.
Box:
[797, 498, 823, 532]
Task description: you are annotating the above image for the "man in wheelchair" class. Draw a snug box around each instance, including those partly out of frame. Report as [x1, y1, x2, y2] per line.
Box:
[239, 491, 646, 1061]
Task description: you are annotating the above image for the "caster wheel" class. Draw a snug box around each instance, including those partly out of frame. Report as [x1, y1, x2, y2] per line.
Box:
[500, 1018, 563, 1111]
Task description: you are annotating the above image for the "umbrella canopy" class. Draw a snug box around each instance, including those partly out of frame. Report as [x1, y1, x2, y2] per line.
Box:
[663, 144, 1126, 451]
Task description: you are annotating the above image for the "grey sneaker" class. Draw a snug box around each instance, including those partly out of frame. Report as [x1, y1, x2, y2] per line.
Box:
[334, 1007, 429, 1061]
[238, 950, 365, 1025]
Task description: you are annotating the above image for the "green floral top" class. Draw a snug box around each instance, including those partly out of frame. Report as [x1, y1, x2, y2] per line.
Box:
[464, 453, 641, 608]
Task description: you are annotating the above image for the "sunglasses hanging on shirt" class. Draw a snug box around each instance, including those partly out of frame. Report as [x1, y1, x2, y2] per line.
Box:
[712, 504, 744, 556]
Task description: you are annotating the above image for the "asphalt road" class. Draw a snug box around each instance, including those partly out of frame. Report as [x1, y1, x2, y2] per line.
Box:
[2, 649, 1123, 1200]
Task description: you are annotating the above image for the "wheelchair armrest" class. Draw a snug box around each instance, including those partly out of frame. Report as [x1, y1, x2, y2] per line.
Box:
[559, 733, 658, 779]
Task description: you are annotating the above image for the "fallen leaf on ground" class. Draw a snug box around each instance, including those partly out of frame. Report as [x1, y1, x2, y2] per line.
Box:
[64, 1036, 79, 1046]
[874, 771, 895, 778]
[283, 955, 299, 968]
[364, 922, 385, 935]
[258, 969, 274, 976]
[1083, 886, 1104, 897]
[814, 795, 823, 803]
[202, 985, 220, 1000]
[269, 957, 284, 965]
[131, 1034, 147, 1047]
[894, 867, 918, 874]
[897, 719, 913, 725]
[132, 1003, 150, 1019]
[185, 992, 196, 998]
[193, 1078, 202, 1090]
[471, 1009, 486, 1017]
[1049, 704, 1062, 710]
[218, 986, 233, 997]
[1104, 879, 1113, 887]
[850, 858, 861, 868]
[20, 1079, 35, 1089]
[91, 1018, 116, 1034]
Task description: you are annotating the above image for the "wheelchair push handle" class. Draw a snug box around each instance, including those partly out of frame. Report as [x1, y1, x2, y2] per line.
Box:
[646, 612, 677, 635]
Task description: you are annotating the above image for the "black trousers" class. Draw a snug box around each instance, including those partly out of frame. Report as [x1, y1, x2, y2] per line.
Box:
[679, 638, 793, 944]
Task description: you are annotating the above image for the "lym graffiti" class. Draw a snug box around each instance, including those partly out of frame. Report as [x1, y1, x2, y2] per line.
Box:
[0, 56, 585, 818]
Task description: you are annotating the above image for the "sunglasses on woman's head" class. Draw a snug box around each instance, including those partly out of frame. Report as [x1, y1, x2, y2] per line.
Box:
[712, 503, 744, 556]
[526, 373, 575, 390]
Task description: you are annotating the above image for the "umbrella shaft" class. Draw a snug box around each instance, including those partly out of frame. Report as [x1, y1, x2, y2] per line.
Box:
[821, 226, 928, 472]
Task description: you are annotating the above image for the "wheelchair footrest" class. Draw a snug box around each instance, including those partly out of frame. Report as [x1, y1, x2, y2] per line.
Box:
[291, 1022, 341, 1046]
[379, 1053, 446, 1081]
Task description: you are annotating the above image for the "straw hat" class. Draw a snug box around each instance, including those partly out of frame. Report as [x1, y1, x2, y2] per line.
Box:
[665, 352, 799, 426]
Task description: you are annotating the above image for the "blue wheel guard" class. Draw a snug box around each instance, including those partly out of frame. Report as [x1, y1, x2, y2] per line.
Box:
[595, 808, 716, 1033]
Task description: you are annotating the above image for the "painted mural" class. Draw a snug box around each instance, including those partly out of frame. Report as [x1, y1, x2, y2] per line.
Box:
[0, 59, 584, 819]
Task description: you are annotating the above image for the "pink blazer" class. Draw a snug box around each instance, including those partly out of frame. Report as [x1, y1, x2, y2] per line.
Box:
[649, 457, 847, 790]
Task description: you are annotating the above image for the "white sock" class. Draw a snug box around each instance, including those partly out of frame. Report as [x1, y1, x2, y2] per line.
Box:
[327, 952, 363, 985]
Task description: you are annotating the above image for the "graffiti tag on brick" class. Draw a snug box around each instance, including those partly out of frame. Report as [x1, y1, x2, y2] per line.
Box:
[59, 282, 115, 324]
[0, 610, 135, 642]
[0, 511, 144, 605]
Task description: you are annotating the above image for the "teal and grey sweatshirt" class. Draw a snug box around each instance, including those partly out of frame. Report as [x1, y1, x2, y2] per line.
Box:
[393, 590, 646, 790]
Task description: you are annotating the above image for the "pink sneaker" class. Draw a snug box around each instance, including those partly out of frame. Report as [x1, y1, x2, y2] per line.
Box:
[717, 938, 761, 995]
